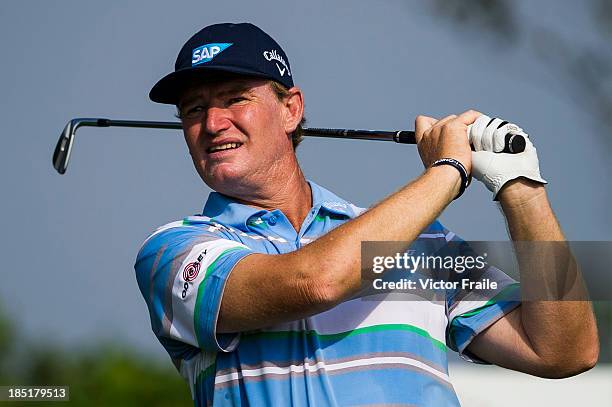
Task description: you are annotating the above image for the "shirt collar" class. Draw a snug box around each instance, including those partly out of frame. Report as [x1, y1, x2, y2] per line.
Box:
[202, 180, 357, 230]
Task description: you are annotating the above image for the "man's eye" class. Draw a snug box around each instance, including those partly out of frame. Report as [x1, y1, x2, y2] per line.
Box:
[183, 106, 204, 118]
[227, 97, 246, 105]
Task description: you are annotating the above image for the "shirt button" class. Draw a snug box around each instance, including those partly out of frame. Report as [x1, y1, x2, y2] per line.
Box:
[268, 216, 277, 226]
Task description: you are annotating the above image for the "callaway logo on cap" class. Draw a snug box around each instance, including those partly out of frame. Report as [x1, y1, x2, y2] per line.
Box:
[150, 23, 295, 104]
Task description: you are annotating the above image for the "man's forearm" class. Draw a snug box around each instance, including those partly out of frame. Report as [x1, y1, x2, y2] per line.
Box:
[499, 180, 599, 370]
[296, 165, 461, 305]
[219, 166, 462, 333]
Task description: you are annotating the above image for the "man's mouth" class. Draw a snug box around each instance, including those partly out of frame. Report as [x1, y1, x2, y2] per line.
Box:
[207, 142, 243, 153]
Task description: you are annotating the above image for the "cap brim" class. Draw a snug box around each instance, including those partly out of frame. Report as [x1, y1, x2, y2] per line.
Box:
[149, 65, 276, 105]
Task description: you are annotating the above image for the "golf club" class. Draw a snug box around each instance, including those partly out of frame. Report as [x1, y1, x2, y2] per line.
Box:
[52, 118, 526, 174]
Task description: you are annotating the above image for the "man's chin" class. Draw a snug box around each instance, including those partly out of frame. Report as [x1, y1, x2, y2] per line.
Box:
[203, 167, 251, 193]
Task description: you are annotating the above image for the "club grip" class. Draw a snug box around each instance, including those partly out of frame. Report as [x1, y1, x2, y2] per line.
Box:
[502, 133, 526, 153]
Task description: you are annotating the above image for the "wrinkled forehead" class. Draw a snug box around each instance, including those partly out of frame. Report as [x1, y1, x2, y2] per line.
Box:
[177, 73, 269, 107]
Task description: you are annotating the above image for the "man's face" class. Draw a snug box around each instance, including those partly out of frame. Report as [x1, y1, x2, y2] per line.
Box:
[178, 77, 295, 193]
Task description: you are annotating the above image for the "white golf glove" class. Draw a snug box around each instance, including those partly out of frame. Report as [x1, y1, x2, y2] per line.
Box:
[468, 114, 547, 200]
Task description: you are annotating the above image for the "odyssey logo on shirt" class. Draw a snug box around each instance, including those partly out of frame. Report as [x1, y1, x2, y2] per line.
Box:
[192, 43, 233, 66]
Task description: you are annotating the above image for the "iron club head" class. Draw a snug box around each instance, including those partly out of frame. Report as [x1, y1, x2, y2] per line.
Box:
[53, 120, 75, 174]
[53, 118, 107, 174]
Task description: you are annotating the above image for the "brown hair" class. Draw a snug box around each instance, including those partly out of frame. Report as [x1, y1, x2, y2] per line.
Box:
[268, 81, 306, 150]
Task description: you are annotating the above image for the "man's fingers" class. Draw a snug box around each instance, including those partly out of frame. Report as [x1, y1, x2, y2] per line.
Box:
[415, 114, 462, 143]
[415, 110, 480, 146]
[415, 115, 438, 143]
[431, 114, 458, 129]
[456, 109, 483, 126]
[469, 114, 492, 151]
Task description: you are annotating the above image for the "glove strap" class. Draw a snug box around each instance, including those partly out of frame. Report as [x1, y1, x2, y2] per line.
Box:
[431, 158, 471, 200]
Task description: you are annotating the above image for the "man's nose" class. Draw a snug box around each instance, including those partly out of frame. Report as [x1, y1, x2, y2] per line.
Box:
[204, 107, 231, 135]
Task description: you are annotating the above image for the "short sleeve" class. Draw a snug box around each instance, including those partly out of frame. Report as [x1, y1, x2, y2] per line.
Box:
[134, 222, 253, 354]
[439, 225, 521, 363]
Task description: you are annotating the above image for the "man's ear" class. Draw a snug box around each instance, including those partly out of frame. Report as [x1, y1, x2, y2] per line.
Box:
[283, 86, 304, 134]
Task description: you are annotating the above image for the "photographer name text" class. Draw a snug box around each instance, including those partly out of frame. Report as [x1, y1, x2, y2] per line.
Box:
[372, 278, 497, 291]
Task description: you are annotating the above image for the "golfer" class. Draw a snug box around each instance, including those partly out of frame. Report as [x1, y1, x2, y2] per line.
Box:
[135, 23, 598, 406]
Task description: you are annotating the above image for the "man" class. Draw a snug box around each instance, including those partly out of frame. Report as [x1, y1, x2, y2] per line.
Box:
[135, 23, 598, 406]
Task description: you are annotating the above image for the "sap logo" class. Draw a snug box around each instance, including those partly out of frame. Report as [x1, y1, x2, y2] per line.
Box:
[192, 43, 233, 66]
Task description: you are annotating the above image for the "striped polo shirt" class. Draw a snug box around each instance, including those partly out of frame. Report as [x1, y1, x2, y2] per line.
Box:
[134, 180, 519, 406]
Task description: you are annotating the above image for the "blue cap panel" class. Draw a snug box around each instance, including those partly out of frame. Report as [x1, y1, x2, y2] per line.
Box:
[150, 23, 294, 104]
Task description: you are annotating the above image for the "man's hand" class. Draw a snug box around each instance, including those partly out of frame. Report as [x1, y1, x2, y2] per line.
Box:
[469, 114, 547, 200]
[415, 110, 480, 174]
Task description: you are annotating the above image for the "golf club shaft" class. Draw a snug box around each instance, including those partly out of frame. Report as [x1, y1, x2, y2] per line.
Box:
[84, 118, 416, 143]
[82, 119, 526, 151]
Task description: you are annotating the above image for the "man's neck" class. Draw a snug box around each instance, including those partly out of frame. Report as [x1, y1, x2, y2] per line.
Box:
[218, 158, 313, 232]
